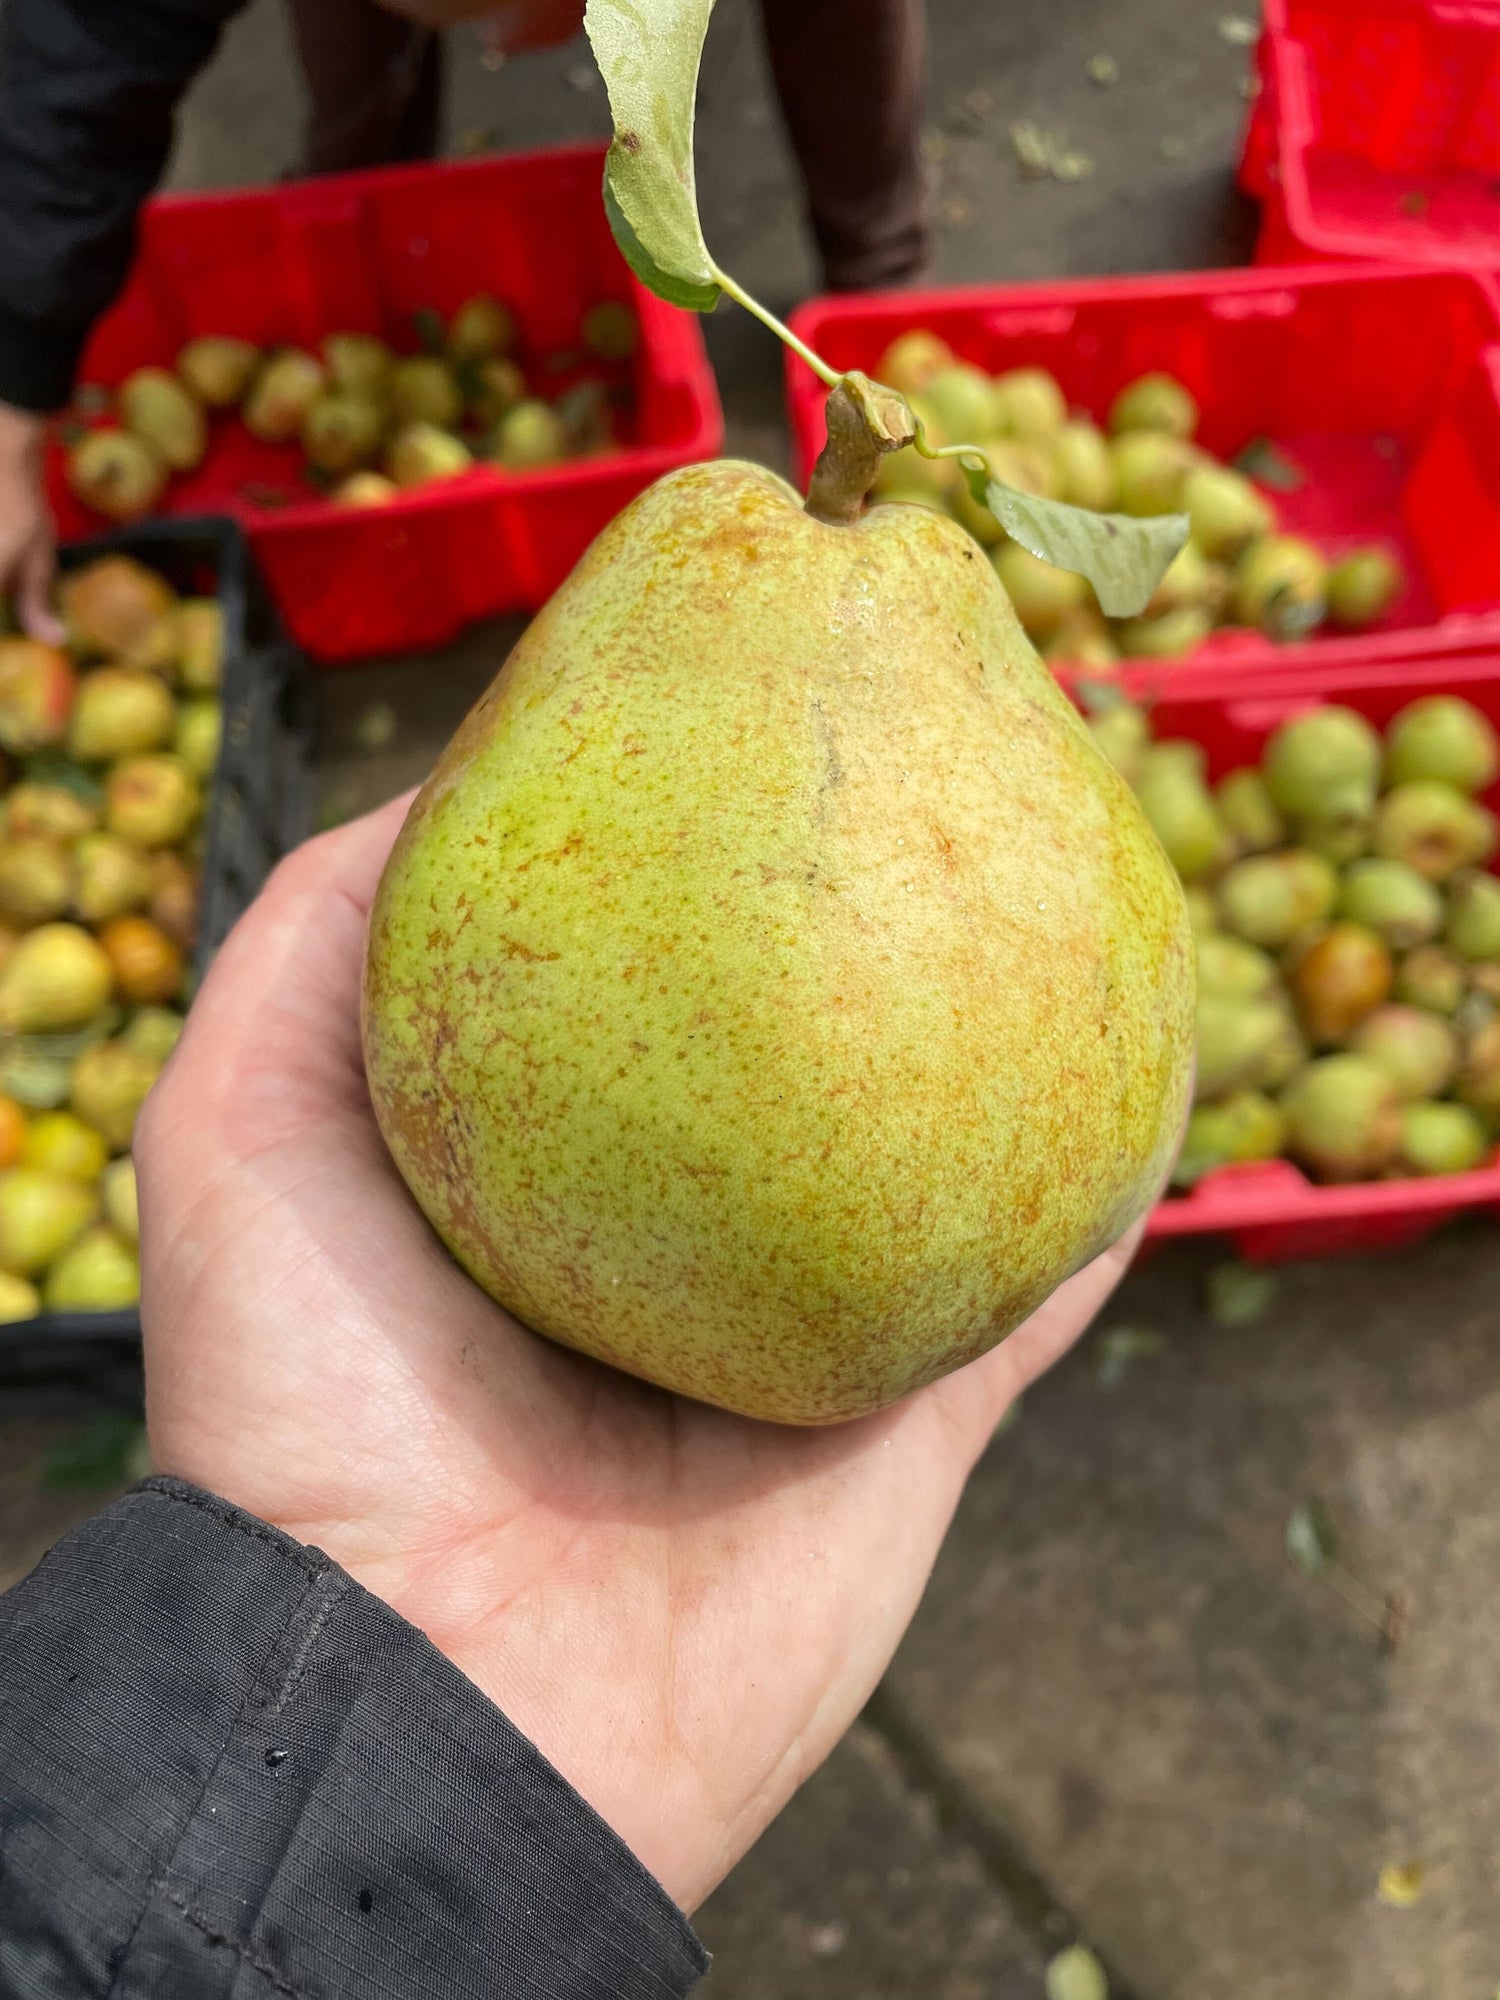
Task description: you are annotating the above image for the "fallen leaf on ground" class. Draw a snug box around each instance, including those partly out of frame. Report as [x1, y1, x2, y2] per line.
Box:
[1286, 1497, 1337, 1576]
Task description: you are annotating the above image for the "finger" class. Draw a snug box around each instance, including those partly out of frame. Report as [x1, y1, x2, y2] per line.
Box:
[16, 531, 63, 644]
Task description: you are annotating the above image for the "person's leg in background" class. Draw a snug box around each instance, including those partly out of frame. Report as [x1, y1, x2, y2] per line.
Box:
[758, 0, 930, 291]
[284, 0, 445, 175]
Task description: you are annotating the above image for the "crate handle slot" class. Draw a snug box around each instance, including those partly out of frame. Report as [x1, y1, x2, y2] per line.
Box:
[980, 306, 1076, 338]
[1207, 289, 1299, 320]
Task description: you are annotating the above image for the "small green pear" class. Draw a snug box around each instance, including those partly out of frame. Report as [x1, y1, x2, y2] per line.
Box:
[120, 368, 206, 473]
[363, 458, 1193, 1425]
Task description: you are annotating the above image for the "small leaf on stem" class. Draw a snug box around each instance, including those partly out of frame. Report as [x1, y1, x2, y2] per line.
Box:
[585, 0, 721, 312]
[961, 460, 1188, 616]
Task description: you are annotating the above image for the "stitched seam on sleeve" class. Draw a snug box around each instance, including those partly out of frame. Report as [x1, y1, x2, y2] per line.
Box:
[266, 1574, 348, 1717]
[168, 1891, 311, 2000]
[102, 1561, 335, 1998]
[137, 1481, 328, 1579]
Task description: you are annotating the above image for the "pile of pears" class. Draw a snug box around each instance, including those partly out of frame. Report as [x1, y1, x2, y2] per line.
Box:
[1088, 688, 1500, 1187]
[0, 553, 214, 1318]
[66, 295, 638, 522]
[871, 328, 1405, 664]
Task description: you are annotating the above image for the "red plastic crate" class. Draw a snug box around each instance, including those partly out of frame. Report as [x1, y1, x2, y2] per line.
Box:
[1241, 0, 1500, 271]
[1086, 652, 1500, 1263]
[47, 145, 722, 662]
[786, 263, 1500, 674]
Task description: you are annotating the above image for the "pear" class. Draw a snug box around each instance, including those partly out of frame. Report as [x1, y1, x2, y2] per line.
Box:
[1233, 536, 1327, 640]
[5, 784, 99, 845]
[1326, 548, 1402, 630]
[1215, 769, 1283, 854]
[449, 293, 516, 363]
[175, 599, 222, 692]
[177, 336, 260, 409]
[1337, 858, 1442, 950]
[244, 350, 327, 443]
[70, 1039, 161, 1151]
[1110, 432, 1195, 517]
[67, 430, 167, 521]
[148, 852, 199, 951]
[385, 424, 473, 488]
[61, 555, 177, 661]
[0, 839, 73, 927]
[1289, 922, 1392, 1046]
[924, 363, 994, 442]
[1282, 1054, 1402, 1181]
[43, 1224, 140, 1311]
[583, 300, 638, 361]
[23, 1111, 109, 1183]
[1349, 1005, 1458, 1101]
[0, 639, 76, 752]
[0, 1169, 98, 1278]
[1108, 372, 1198, 439]
[0, 924, 112, 1032]
[99, 914, 185, 1006]
[120, 367, 207, 472]
[991, 544, 1088, 642]
[1183, 464, 1272, 560]
[493, 400, 568, 470]
[124, 1004, 185, 1065]
[102, 1156, 139, 1244]
[68, 667, 175, 762]
[874, 330, 954, 396]
[335, 471, 401, 509]
[105, 754, 200, 848]
[1114, 607, 1214, 659]
[1049, 421, 1116, 510]
[468, 356, 527, 427]
[302, 393, 385, 475]
[1385, 696, 1498, 794]
[390, 356, 463, 429]
[323, 332, 394, 402]
[363, 458, 1194, 1425]
[988, 368, 1067, 441]
[175, 698, 222, 782]
[1398, 1101, 1488, 1177]
[72, 832, 154, 926]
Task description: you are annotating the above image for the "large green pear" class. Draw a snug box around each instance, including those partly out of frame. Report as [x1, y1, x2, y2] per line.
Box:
[363, 460, 1193, 1424]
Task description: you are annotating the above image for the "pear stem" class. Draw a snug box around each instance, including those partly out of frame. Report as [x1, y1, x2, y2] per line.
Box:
[804, 374, 920, 525]
[709, 265, 840, 388]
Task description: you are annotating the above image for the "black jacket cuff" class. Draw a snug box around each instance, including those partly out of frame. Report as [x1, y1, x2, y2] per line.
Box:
[0, 1476, 709, 1999]
[0, 298, 91, 413]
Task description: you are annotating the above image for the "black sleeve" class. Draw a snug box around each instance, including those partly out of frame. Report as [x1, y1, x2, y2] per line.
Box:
[0, 1477, 708, 2000]
[0, 0, 250, 412]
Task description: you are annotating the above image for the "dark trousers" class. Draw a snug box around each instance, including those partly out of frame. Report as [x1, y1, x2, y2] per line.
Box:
[284, 0, 929, 291]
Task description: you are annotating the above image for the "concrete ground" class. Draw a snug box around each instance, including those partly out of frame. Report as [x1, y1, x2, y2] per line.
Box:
[5, 2, 1500, 1994]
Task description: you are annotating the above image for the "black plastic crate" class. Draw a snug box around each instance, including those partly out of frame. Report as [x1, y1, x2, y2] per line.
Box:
[0, 516, 315, 1416]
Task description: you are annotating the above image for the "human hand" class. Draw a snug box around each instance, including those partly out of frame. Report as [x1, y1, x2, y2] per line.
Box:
[139, 796, 1145, 1914]
[0, 404, 62, 644]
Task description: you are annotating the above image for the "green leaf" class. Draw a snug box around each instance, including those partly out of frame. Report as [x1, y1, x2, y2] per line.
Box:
[962, 460, 1187, 616]
[586, 0, 721, 312]
[1204, 1260, 1278, 1326]
[1094, 1324, 1167, 1388]
[1285, 1496, 1337, 1577]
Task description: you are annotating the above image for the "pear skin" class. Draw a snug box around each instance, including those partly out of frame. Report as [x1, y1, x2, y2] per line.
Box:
[363, 460, 1193, 1424]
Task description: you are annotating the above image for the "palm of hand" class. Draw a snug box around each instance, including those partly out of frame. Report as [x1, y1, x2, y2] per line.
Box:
[140, 796, 1138, 1912]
